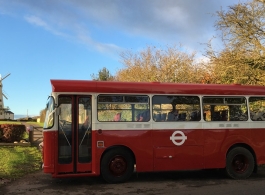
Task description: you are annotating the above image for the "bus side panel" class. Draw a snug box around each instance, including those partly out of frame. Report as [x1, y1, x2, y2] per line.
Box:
[94, 130, 154, 172]
[251, 129, 265, 165]
[204, 129, 253, 169]
[92, 130, 103, 176]
[43, 131, 55, 174]
[153, 129, 204, 171]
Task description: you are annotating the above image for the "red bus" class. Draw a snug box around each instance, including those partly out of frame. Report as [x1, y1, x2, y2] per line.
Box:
[43, 80, 265, 183]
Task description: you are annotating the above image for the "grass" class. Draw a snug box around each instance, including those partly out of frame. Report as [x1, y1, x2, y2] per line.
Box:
[0, 146, 42, 181]
[0, 121, 44, 127]
[26, 122, 44, 127]
[0, 121, 22, 125]
[0, 122, 43, 184]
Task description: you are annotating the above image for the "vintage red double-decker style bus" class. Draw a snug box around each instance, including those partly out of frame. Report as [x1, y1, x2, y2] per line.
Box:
[43, 80, 265, 183]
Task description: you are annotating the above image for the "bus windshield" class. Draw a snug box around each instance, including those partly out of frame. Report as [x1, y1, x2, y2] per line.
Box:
[44, 96, 55, 129]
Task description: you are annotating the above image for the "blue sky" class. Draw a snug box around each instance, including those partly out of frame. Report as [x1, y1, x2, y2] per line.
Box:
[0, 0, 247, 117]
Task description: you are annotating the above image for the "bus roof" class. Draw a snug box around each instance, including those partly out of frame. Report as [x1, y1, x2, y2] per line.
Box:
[50, 80, 265, 95]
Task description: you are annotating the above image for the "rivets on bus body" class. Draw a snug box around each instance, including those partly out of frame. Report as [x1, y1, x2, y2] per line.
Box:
[98, 129, 103, 134]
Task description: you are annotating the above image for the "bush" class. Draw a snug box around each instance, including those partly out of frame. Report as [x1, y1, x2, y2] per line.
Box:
[0, 124, 26, 143]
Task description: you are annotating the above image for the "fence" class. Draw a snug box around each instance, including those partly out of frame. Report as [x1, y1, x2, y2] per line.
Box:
[28, 126, 43, 145]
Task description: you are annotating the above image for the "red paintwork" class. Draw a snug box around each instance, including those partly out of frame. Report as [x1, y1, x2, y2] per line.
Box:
[51, 80, 265, 95]
[43, 80, 265, 178]
[43, 131, 55, 174]
[43, 127, 265, 177]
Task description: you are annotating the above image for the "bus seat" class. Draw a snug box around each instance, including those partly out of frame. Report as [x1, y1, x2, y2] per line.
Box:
[161, 113, 167, 121]
[155, 113, 162, 122]
[153, 113, 156, 121]
[203, 113, 206, 120]
[180, 113, 186, 121]
[190, 111, 197, 121]
[213, 112, 221, 121]
[221, 110, 227, 121]
[197, 111, 201, 121]
[143, 110, 150, 121]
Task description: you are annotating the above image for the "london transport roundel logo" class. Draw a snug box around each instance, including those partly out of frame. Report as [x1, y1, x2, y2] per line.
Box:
[170, 131, 187, 146]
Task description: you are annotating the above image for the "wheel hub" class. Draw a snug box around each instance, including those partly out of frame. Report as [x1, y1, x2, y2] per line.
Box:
[109, 156, 127, 176]
[232, 154, 249, 173]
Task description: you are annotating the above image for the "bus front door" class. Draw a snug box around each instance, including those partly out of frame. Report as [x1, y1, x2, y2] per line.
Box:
[57, 95, 92, 174]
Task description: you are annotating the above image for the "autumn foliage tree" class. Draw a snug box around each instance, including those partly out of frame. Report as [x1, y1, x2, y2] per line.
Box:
[116, 45, 208, 83]
[205, 0, 265, 85]
[39, 108, 46, 123]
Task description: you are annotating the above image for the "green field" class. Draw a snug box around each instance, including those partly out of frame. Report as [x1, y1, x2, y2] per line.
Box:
[26, 122, 44, 127]
[0, 121, 22, 125]
[0, 121, 43, 126]
[0, 146, 42, 181]
[0, 122, 43, 183]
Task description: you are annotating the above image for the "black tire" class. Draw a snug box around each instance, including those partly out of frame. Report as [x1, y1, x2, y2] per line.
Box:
[226, 147, 255, 179]
[101, 148, 134, 183]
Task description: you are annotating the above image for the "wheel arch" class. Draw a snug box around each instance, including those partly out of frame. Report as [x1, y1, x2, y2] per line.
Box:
[226, 143, 257, 173]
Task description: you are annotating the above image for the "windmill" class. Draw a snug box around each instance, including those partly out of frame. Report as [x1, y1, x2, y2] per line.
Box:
[0, 73, 11, 112]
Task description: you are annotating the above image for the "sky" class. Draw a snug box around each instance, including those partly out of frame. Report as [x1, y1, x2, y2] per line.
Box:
[0, 0, 248, 118]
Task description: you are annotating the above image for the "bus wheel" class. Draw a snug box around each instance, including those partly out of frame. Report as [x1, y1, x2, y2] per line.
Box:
[101, 148, 134, 183]
[226, 147, 254, 179]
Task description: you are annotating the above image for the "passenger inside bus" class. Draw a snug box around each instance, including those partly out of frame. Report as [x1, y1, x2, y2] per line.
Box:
[191, 111, 200, 121]
[221, 110, 227, 121]
[81, 116, 90, 130]
[113, 112, 121, 121]
[212, 111, 227, 121]
[136, 113, 144, 121]
[153, 113, 161, 121]
[167, 108, 179, 121]
[136, 110, 150, 121]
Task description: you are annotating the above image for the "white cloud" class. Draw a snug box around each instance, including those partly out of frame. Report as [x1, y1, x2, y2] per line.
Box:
[76, 27, 123, 56]
[24, 15, 68, 38]
[25, 15, 46, 27]
[1, 0, 249, 56]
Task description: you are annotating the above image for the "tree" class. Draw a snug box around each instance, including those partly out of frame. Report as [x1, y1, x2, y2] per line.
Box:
[116, 45, 206, 83]
[91, 67, 115, 81]
[205, 46, 265, 84]
[39, 108, 46, 123]
[204, 0, 265, 85]
[216, 0, 265, 57]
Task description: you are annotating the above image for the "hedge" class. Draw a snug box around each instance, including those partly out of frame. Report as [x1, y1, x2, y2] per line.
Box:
[0, 124, 26, 143]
